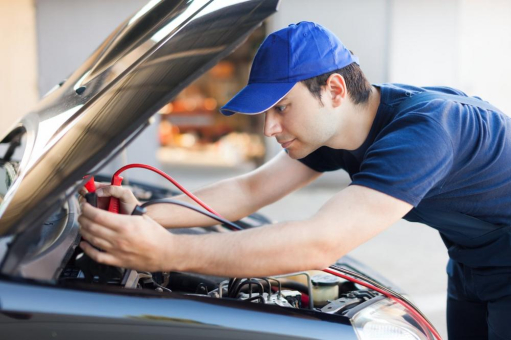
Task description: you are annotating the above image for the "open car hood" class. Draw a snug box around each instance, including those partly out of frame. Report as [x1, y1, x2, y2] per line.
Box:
[0, 0, 279, 236]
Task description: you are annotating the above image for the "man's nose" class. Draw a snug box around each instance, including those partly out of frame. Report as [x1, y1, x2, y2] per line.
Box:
[264, 111, 282, 137]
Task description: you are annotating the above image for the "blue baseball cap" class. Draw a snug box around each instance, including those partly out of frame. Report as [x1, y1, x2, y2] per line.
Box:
[220, 21, 359, 116]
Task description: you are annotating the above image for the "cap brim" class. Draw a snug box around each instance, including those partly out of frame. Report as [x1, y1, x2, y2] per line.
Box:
[220, 82, 296, 116]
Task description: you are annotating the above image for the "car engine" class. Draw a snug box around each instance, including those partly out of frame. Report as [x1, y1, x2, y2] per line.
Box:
[61, 242, 379, 315]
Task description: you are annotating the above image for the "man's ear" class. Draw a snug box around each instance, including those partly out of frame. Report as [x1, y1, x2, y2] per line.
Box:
[325, 73, 347, 107]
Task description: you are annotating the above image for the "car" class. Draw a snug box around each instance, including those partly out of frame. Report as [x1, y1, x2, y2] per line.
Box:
[0, 1, 441, 339]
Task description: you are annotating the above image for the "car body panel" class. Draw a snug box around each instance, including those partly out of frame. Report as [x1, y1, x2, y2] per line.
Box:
[0, 279, 357, 340]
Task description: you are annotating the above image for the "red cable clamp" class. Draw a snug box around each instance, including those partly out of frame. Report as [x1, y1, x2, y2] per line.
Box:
[83, 176, 96, 193]
[107, 175, 124, 213]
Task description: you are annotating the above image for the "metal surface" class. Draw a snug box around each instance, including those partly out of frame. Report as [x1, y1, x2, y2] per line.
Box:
[0, 0, 278, 269]
[272, 271, 314, 310]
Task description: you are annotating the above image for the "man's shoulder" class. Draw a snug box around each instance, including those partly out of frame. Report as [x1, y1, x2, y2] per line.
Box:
[377, 83, 474, 134]
[377, 83, 468, 109]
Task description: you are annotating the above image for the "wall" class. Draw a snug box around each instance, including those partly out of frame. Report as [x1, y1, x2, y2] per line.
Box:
[389, 0, 511, 115]
[458, 0, 511, 115]
[0, 0, 38, 138]
[389, 0, 460, 86]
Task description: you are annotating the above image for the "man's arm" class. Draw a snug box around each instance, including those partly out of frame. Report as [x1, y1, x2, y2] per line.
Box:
[145, 151, 321, 228]
[79, 184, 413, 276]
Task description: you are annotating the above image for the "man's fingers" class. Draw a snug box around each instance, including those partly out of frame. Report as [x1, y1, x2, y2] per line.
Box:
[96, 185, 139, 203]
[80, 228, 114, 250]
[79, 218, 117, 246]
[94, 182, 109, 189]
[80, 202, 135, 231]
[79, 241, 123, 267]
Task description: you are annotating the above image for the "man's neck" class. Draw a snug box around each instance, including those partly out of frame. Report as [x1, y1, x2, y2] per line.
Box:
[334, 85, 381, 151]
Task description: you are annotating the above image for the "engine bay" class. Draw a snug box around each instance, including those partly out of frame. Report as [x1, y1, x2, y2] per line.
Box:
[59, 238, 380, 316]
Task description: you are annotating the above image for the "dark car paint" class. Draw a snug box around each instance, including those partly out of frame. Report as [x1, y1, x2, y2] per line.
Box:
[0, 279, 357, 340]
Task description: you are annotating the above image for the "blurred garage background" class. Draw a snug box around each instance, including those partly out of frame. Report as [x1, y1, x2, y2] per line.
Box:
[2, 0, 511, 337]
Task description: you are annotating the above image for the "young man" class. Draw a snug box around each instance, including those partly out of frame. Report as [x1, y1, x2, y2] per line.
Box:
[79, 22, 511, 339]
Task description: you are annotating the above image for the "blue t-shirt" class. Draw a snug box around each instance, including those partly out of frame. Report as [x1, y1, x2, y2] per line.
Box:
[298, 83, 511, 226]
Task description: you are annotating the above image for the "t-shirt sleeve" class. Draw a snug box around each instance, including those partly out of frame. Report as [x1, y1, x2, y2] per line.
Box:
[351, 114, 454, 206]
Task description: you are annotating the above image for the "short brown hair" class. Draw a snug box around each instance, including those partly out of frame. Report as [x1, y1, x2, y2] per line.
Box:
[301, 63, 372, 106]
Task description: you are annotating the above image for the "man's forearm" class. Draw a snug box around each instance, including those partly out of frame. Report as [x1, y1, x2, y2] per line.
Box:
[158, 185, 411, 278]
[79, 184, 408, 277]
[165, 219, 337, 277]
[146, 175, 260, 229]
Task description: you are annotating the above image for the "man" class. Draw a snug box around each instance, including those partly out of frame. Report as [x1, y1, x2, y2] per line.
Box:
[79, 22, 511, 339]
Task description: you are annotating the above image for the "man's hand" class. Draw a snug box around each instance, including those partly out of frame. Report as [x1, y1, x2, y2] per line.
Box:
[79, 182, 140, 215]
[78, 202, 173, 272]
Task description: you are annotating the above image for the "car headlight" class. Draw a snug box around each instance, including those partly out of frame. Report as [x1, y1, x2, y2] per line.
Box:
[351, 298, 434, 340]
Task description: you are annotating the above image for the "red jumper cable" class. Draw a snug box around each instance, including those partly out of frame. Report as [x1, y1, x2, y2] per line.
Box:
[107, 163, 223, 217]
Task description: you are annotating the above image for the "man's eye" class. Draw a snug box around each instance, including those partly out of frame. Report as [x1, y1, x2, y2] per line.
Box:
[275, 105, 287, 112]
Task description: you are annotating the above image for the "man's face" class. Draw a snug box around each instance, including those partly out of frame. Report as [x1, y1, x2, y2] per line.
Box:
[263, 82, 338, 159]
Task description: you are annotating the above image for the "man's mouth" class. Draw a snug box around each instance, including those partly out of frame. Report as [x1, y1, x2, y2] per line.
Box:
[279, 139, 296, 148]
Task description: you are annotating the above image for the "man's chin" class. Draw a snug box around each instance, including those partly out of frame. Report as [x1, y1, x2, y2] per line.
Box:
[286, 148, 310, 160]
[286, 142, 324, 160]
